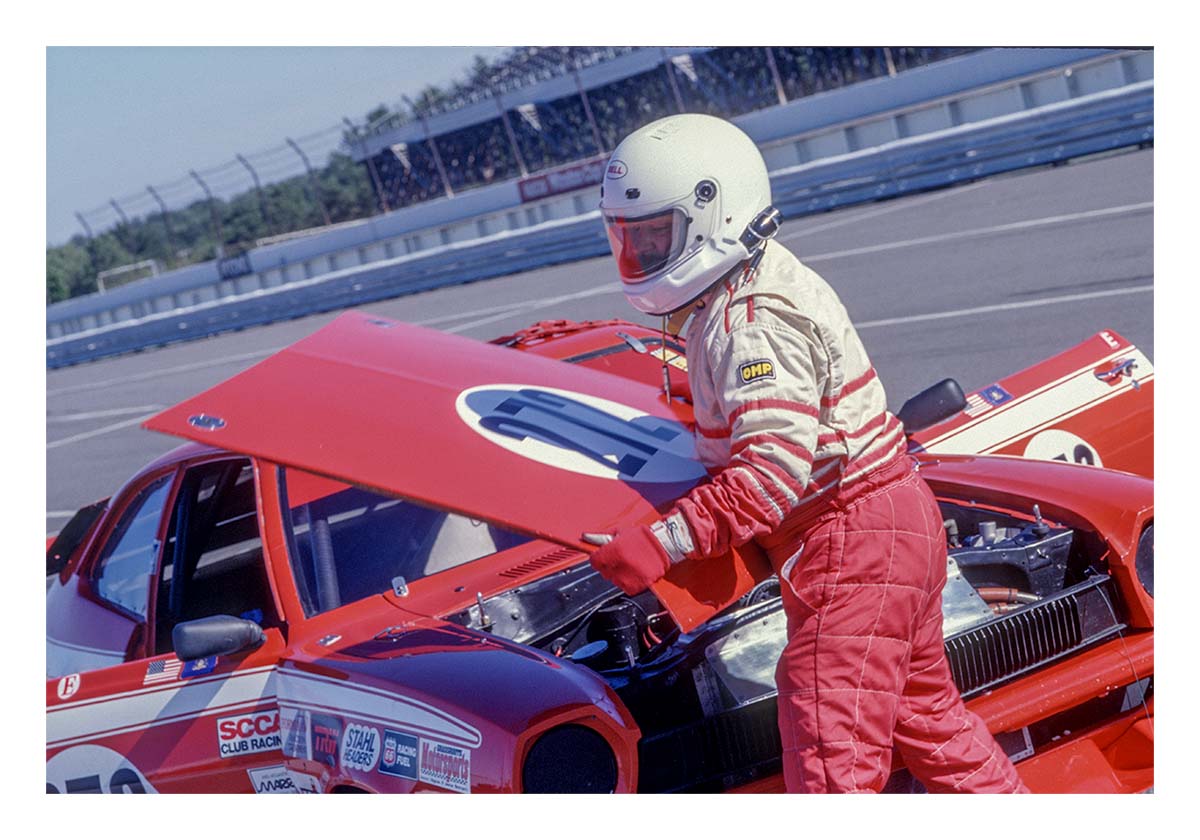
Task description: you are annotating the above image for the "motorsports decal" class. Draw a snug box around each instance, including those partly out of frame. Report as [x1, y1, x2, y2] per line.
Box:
[311, 714, 343, 767]
[457, 384, 705, 483]
[419, 740, 471, 794]
[217, 709, 282, 758]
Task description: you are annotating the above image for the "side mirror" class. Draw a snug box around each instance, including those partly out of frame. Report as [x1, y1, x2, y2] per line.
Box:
[173, 615, 265, 661]
[898, 378, 967, 433]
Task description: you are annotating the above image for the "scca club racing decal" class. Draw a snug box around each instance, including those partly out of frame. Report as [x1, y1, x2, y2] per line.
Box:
[47, 745, 157, 793]
[341, 723, 381, 772]
[739, 359, 776, 385]
[1023, 429, 1103, 467]
[457, 385, 705, 483]
[217, 709, 282, 758]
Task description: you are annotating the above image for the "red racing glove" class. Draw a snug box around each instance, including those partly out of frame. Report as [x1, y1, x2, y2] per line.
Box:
[583, 515, 693, 595]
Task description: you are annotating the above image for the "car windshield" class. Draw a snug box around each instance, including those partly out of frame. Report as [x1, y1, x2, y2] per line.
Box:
[278, 467, 532, 616]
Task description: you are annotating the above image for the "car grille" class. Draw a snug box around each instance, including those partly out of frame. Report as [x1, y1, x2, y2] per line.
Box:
[946, 574, 1125, 698]
[634, 575, 1126, 792]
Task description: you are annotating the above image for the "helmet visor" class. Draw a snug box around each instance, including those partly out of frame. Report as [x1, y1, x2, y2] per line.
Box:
[603, 208, 689, 281]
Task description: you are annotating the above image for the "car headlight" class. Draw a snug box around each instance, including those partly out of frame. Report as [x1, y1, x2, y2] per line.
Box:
[1135, 524, 1153, 597]
[521, 724, 618, 793]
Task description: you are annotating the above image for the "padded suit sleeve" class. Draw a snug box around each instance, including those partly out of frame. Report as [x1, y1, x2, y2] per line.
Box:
[670, 311, 825, 559]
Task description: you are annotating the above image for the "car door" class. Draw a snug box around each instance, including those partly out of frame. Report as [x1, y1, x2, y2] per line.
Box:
[47, 457, 291, 793]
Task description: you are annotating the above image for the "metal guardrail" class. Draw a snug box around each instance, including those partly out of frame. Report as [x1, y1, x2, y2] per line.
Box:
[46, 83, 1152, 369]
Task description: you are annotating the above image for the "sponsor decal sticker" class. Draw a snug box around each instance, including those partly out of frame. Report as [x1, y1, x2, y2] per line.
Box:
[46, 745, 156, 793]
[56, 674, 80, 701]
[738, 359, 776, 385]
[280, 707, 311, 760]
[181, 656, 218, 679]
[606, 160, 627, 179]
[248, 765, 300, 794]
[419, 740, 471, 794]
[379, 729, 420, 780]
[247, 765, 322, 794]
[217, 710, 282, 759]
[457, 384, 704, 484]
[341, 723, 381, 772]
[311, 714, 343, 767]
[142, 657, 182, 685]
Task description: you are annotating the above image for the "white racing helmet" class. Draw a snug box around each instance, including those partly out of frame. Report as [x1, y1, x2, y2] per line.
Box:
[600, 114, 774, 315]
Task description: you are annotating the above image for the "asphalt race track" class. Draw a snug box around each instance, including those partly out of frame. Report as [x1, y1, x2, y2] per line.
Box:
[46, 148, 1153, 535]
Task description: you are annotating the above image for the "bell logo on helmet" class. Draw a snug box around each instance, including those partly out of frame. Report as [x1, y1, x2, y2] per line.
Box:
[607, 160, 628, 179]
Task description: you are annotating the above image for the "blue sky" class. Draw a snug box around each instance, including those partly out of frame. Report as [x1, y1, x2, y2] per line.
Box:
[46, 46, 510, 246]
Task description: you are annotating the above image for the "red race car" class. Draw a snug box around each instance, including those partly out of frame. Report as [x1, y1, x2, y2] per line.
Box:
[46, 312, 1153, 793]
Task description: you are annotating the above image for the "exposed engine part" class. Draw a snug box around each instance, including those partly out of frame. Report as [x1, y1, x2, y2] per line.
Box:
[944, 510, 1074, 596]
[589, 601, 642, 668]
[941, 555, 996, 635]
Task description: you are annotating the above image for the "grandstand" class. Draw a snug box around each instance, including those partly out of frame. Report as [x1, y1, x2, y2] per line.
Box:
[353, 47, 973, 212]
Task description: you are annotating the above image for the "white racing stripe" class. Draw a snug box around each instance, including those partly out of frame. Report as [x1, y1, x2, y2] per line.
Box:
[922, 348, 1153, 455]
[47, 666, 278, 749]
[275, 669, 482, 749]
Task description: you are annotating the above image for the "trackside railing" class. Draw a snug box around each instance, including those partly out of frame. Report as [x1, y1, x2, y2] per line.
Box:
[46, 82, 1152, 368]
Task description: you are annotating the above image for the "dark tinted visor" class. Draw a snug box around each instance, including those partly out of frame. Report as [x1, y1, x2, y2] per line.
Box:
[603, 208, 689, 280]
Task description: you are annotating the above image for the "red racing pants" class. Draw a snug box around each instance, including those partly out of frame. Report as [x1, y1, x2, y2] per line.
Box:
[763, 456, 1028, 793]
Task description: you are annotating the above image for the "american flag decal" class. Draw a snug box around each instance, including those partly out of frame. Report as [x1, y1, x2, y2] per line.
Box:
[143, 658, 183, 685]
[964, 393, 992, 417]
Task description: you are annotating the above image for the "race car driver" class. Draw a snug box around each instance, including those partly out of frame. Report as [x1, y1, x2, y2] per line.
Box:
[585, 113, 1028, 794]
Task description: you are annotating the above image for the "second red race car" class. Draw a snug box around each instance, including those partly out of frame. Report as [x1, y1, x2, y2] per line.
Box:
[46, 313, 1153, 793]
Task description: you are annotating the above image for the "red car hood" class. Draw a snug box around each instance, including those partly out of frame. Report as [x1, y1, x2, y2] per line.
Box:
[144, 312, 706, 550]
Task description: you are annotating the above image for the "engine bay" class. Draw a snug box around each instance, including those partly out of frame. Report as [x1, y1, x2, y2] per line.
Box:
[445, 495, 1131, 791]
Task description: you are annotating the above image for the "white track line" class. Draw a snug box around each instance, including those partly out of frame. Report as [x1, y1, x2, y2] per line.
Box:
[855, 285, 1153, 330]
[48, 405, 163, 423]
[801, 202, 1153, 263]
[47, 414, 160, 450]
[781, 181, 990, 240]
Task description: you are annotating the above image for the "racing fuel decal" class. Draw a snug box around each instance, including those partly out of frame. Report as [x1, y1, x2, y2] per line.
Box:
[457, 384, 705, 483]
[56, 674, 80, 701]
[341, 723, 381, 772]
[217, 709, 282, 758]
[379, 729, 419, 780]
[419, 740, 471, 793]
[46, 745, 156, 793]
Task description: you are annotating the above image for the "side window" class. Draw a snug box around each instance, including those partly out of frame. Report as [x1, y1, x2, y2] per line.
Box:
[93, 475, 173, 619]
[280, 467, 531, 617]
[154, 460, 275, 654]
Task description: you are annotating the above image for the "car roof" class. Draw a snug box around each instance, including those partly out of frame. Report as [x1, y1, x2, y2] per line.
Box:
[144, 311, 706, 549]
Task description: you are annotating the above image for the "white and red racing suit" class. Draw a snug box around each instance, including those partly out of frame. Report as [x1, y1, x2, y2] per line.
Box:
[654, 240, 1027, 793]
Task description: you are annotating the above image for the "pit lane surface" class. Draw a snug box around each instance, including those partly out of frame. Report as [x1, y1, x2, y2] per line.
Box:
[46, 148, 1153, 534]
